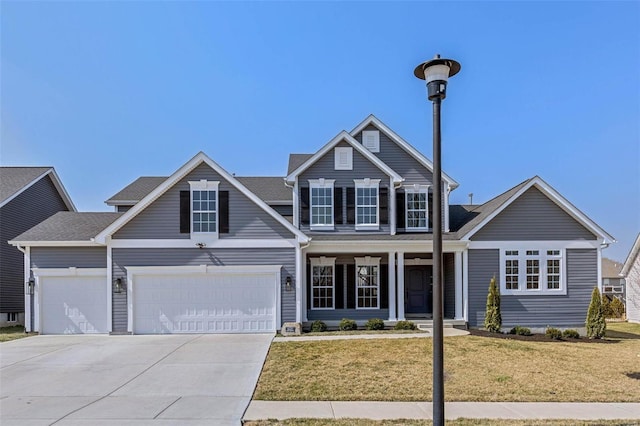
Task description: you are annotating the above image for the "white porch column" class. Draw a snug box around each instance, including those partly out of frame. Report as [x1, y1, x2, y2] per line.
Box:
[388, 251, 397, 320]
[23, 246, 31, 332]
[463, 249, 469, 322]
[302, 250, 308, 322]
[397, 252, 405, 320]
[455, 251, 463, 320]
[295, 244, 303, 323]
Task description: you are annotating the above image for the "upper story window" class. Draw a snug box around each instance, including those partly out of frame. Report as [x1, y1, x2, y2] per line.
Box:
[310, 257, 336, 310]
[309, 179, 335, 231]
[355, 256, 380, 309]
[334, 147, 353, 170]
[362, 130, 380, 153]
[189, 180, 219, 235]
[500, 248, 565, 295]
[354, 179, 380, 230]
[405, 185, 429, 231]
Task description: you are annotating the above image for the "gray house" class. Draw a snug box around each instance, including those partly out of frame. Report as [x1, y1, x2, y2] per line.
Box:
[10, 115, 615, 334]
[601, 257, 625, 302]
[0, 167, 75, 326]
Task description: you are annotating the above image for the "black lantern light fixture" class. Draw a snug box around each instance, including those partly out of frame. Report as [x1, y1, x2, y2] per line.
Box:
[114, 277, 123, 294]
[26, 277, 35, 295]
[414, 54, 460, 426]
[285, 276, 292, 291]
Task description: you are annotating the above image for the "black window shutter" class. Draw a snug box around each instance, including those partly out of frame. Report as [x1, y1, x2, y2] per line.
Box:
[219, 191, 229, 234]
[346, 188, 355, 225]
[180, 190, 190, 233]
[396, 192, 405, 229]
[428, 190, 434, 230]
[335, 264, 344, 309]
[301, 187, 310, 225]
[379, 187, 389, 225]
[306, 263, 312, 309]
[334, 187, 343, 225]
[380, 264, 389, 309]
[346, 264, 356, 309]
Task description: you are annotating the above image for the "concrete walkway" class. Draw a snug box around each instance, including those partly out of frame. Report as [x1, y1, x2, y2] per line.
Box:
[244, 401, 640, 421]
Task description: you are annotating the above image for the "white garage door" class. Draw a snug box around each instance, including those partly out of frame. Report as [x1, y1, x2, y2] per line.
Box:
[39, 275, 108, 334]
[132, 270, 278, 334]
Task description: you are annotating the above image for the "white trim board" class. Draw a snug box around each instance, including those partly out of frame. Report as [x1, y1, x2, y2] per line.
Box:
[109, 238, 297, 249]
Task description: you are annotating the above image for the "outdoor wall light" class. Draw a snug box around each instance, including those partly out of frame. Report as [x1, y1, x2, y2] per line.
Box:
[26, 278, 35, 295]
[114, 278, 124, 294]
[285, 276, 292, 291]
[196, 242, 206, 249]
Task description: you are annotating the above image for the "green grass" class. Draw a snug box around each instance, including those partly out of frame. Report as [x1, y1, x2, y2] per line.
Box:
[245, 419, 639, 426]
[0, 325, 31, 343]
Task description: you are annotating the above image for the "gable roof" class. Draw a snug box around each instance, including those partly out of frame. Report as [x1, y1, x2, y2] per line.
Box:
[602, 257, 624, 278]
[458, 176, 615, 244]
[236, 177, 291, 204]
[288, 154, 314, 174]
[95, 152, 309, 244]
[350, 114, 459, 190]
[285, 130, 403, 184]
[0, 167, 76, 211]
[621, 233, 640, 276]
[105, 176, 167, 206]
[10, 212, 122, 245]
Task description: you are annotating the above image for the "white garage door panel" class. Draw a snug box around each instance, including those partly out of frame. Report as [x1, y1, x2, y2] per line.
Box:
[133, 272, 276, 334]
[40, 276, 108, 334]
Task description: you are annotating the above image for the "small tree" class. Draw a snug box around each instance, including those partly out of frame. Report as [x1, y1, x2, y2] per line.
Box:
[586, 287, 606, 339]
[601, 295, 612, 318]
[484, 275, 502, 333]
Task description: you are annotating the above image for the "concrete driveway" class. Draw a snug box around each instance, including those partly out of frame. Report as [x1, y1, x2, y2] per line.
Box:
[0, 333, 273, 426]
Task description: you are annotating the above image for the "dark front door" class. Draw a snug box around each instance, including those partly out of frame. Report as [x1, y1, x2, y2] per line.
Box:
[405, 266, 433, 314]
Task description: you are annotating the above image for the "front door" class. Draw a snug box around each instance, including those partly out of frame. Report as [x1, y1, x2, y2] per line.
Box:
[405, 266, 433, 314]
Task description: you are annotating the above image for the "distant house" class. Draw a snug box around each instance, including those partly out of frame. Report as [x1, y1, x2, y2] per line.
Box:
[0, 167, 75, 326]
[621, 234, 640, 323]
[601, 257, 625, 301]
[9, 116, 615, 334]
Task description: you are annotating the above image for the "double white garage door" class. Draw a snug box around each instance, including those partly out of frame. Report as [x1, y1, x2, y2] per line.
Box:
[34, 266, 279, 334]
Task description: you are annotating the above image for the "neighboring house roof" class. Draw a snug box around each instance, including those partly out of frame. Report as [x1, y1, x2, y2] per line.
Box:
[458, 176, 615, 244]
[0, 167, 76, 211]
[236, 177, 291, 204]
[621, 233, 640, 277]
[95, 152, 309, 244]
[287, 154, 313, 175]
[105, 176, 167, 205]
[602, 257, 624, 278]
[10, 212, 122, 244]
[285, 130, 403, 184]
[350, 114, 460, 190]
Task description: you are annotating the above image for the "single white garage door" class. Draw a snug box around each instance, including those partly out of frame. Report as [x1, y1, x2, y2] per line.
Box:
[132, 269, 278, 334]
[39, 274, 108, 334]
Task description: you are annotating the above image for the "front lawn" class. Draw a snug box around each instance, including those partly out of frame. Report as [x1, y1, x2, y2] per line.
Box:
[0, 325, 30, 343]
[254, 323, 640, 402]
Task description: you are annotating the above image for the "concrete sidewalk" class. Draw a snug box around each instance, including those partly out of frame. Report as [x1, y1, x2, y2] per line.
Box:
[244, 401, 640, 421]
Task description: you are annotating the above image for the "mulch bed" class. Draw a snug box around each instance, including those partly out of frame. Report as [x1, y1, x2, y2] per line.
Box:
[468, 328, 615, 344]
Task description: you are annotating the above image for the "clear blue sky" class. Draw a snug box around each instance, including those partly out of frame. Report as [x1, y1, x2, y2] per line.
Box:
[2, 1, 638, 262]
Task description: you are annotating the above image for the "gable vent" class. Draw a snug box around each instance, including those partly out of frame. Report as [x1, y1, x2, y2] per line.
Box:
[362, 130, 380, 153]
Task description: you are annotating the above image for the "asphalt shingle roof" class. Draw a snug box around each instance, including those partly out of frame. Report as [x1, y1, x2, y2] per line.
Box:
[236, 177, 291, 202]
[602, 257, 623, 278]
[0, 167, 52, 205]
[287, 154, 313, 174]
[12, 212, 123, 242]
[105, 176, 167, 205]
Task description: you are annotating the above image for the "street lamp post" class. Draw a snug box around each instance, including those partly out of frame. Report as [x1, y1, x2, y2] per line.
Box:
[414, 54, 460, 426]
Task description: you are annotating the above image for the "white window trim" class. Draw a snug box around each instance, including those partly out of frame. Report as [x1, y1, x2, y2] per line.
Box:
[404, 184, 430, 231]
[334, 147, 353, 170]
[354, 179, 380, 231]
[362, 130, 380, 153]
[310, 257, 336, 310]
[355, 256, 381, 309]
[308, 179, 335, 231]
[189, 180, 220, 241]
[499, 248, 567, 295]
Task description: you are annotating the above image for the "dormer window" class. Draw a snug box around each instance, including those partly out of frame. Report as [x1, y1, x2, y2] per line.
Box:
[189, 180, 219, 235]
[362, 130, 380, 153]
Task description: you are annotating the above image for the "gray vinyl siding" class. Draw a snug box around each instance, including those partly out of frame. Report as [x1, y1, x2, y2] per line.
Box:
[116, 205, 132, 212]
[114, 163, 294, 240]
[444, 253, 455, 318]
[111, 247, 295, 332]
[307, 309, 389, 321]
[471, 187, 597, 241]
[0, 175, 70, 312]
[299, 141, 391, 234]
[468, 248, 598, 328]
[271, 204, 293, 217]
[354, 125, 434, 184]
[31, 247, 107, 269]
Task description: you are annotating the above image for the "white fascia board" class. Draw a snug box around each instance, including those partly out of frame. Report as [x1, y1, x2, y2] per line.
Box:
[95, 152, 309, 245]
[461, 176, 615, 244]
[126, 264, 283, 276]
[8, 240, 104, 247]
[306, 239, 468, 253]
[621, 233, 640, 276]
[110, 238, 297, 249]
[105, 200, 137, 206]
[32, 267, 107, 277]
[350, 114, 459, 190]
[285, 130, 403, 184]
[0, 168, 76, 211]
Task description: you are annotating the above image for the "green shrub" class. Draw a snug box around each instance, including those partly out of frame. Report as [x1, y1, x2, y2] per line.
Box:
[562, 329, 580, 339]
[484, 275, 502, 333]
[310, 320, 327, 332]
[546, 327, 563, 340]
[610, 297, 625, 318]
[393, 320, 417, 330]
[365, 318, 385, 330]
[601, 295, 612, 318]
[509, 325, 532, 336]
[586, 287, 606, 339]
[339, 318, 357, 331]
